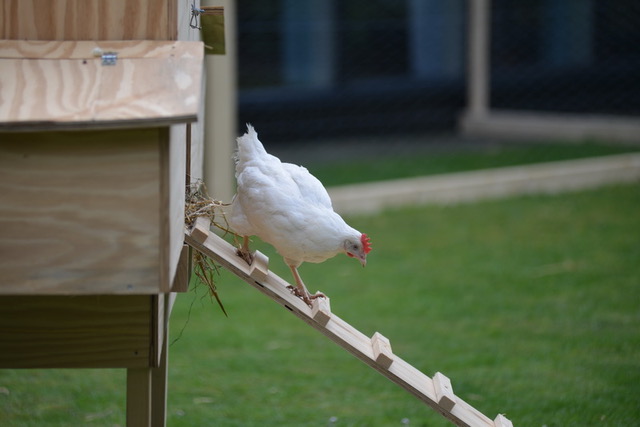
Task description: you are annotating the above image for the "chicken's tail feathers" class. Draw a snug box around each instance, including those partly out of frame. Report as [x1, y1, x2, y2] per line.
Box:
[235, 123, 267, 165]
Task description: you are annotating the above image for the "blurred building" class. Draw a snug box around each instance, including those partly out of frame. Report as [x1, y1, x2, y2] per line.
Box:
[236, 0, 640, 143]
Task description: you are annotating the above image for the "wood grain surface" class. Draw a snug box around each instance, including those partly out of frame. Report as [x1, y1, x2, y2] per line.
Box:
[0, 130, 163, 294]
[0, 0, 177, 41]
[0, 295, 154, 368]
[160, 126, 187, 293]
[0, 40, 204, 130]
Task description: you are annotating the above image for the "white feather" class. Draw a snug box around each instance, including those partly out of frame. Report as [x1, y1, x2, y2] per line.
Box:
[227, 125, 362, 267]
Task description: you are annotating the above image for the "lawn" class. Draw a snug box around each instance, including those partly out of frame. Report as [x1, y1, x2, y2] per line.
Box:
[1, 183, 638, 426]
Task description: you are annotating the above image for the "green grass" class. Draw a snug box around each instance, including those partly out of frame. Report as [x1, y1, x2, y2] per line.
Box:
[309, 141, 640, 186]
[1, 183, 639, 426]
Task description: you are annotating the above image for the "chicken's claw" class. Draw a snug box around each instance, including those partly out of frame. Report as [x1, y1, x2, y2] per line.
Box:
[286, 285, 326, 307]
[236, 248, 254, 265]
[309, 291, 326, 300]
[236, 236, 254, 265]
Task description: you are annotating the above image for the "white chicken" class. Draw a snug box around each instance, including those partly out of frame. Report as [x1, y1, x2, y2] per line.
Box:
[227, 124, 371, 306]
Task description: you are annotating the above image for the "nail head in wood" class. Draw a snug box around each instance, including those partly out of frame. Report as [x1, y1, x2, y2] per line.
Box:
[494, 414, 513, 427]
[191, 216, 211, 243]
[248, 250, 269, 282]
[433, 372, 456, 411]
[311, 296, 331, 326]
[371, 332, 394, 369]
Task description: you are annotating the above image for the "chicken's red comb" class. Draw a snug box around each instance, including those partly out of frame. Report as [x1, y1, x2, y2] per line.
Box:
[361, 233, 372, 254]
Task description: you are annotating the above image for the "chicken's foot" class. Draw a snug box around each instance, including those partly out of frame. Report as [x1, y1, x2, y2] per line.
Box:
[288, 265, 326, 307]
[236, 235, 254, 265]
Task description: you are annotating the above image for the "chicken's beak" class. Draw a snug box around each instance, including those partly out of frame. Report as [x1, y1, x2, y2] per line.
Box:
[346, 251, 367, 267]
[359, 255, 367, 268]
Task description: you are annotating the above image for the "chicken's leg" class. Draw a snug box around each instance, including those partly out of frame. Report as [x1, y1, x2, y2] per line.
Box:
[237, 236, 254, 265]
[288, 265, 325, 307]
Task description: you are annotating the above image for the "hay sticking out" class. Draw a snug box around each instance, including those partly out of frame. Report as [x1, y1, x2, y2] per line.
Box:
[185, 180, 235, 316]
[185, 180, 231, 232]
[192, 250, 228, 317]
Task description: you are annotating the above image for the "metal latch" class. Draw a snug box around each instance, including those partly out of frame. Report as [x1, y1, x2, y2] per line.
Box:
[91, 48, 118, 66]
[101, 52, 118, 66]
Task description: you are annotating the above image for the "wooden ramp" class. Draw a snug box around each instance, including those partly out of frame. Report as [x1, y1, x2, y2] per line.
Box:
[185, 217, 513, 427]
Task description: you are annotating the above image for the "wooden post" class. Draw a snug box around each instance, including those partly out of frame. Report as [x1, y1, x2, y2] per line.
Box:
[467, 0, 491, 118]
[127, 368, 152, 427]
[203, 0, 237, 203]
[151, 295, 171, 426]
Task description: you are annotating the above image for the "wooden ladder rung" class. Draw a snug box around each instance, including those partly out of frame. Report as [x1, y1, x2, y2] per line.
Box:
[191, 216, 211, 243]
[433, 372, 456, 411]
[248, 250, 269, 282]
[494, 414, 513, 427]
[371, 332, 394, 369]
[311, 297, 331, 326]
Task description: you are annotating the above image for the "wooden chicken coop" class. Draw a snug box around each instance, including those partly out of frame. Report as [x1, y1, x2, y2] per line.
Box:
[0, 1, 206, 425]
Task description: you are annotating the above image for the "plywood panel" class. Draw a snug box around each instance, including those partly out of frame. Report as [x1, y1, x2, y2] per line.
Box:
[0, 129, 162, 294]
[0, 40, 204, 130]
[161, 126, 187, 292]
[0, 0, 178, 41]
[0, 295, 154, 368]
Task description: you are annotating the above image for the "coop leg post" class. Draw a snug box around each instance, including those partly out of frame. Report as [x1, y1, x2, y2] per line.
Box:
[151, 323, 169, 426]
[126, 368, 152, 427]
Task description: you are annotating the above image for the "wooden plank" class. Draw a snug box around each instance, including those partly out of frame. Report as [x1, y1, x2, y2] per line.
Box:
[184, 229, 497, 427]
[160, 127, 187, 293]
[0, 0, 177, 41]
[433, 372, 457, 411]
[172, 245, 192, 293]
[0, 40, 204, 130]
[371, 332, 394, 369]
[0, 295, 153, 368]
[385, 357, 440, 409]
[0, 130, 162, 295]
